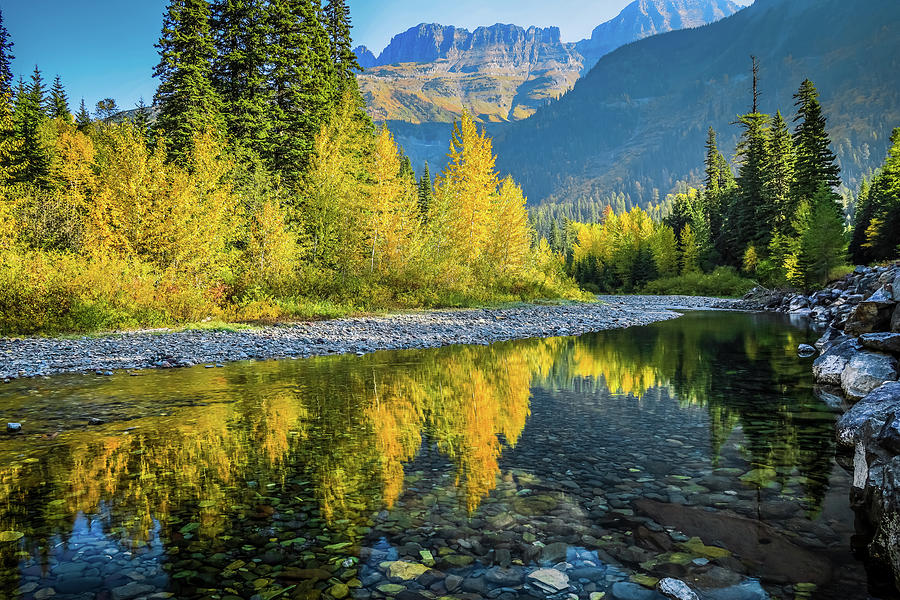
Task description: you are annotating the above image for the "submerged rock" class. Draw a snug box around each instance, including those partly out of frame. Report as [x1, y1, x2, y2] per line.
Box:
[527, 568, 569, 593]
[6, 422, 21, 434]
[798, 344, 817, 357]
[656, 578, 699, 600]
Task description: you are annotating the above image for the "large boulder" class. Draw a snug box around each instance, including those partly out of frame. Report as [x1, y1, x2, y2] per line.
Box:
[861, 333, 900, 355]
[893, 304, 900, 333]
[835, 382, 900, 591]
[841, 351, 899, 401]
[836, 382, 900, 447]
[812, 336, 860, 386]
[845, 301, 893, 335]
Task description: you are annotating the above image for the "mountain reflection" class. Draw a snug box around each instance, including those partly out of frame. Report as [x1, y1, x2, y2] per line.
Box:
[0, 312, 832, 562]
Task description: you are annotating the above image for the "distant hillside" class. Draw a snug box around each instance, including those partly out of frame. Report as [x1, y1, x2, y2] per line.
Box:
[492, 0, 900, 208]
[354, 0, 741, 128]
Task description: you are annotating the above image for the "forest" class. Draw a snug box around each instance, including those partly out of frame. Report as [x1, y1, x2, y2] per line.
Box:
[560, 64, 900, 296]
[0, 1, 579, 335]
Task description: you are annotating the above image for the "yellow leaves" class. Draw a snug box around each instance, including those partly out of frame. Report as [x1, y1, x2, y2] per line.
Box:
[679, 224, 701, 275]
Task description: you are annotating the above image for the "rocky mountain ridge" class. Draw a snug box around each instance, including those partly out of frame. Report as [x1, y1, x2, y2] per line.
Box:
[353, 0, 742, 126]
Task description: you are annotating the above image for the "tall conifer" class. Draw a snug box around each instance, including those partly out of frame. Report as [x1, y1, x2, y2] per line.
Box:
[0, 9, 13, 96]
[49, 75, 70, 120]
[763, 111, 795, 238]
[154, 0, 224, 162]
[792, 79, 841, 203]
[211, 0, 271, 154]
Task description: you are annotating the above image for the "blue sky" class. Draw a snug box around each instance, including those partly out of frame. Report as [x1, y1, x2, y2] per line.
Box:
[1, 0, 751, 115]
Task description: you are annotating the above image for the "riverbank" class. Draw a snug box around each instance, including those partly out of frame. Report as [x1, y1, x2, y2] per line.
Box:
[0, 295, 736, 381]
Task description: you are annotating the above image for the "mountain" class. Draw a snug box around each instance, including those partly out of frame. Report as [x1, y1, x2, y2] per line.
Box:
[575, 0, 740, 71]
[353, 0, 741, 128]
[492, 0, 900, 208]
[355, 24, 582, 124]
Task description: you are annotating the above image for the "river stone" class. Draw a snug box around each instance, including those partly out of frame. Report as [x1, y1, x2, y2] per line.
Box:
[892, 304, 900, 333]
[540, 541, 568, 565]
[112, 582, 155, 600]
[702, 581, 769, 600]
[484, 567, 524, 586]
[798, 344, 817, 357]
[813, 337, 859, 385]
[657, 578, 699, 600]
[861, 333, 900, 355]
[815, 326, 843, 351]
[611, 582, 664, 600]
[837, 382, 900, 447]
[329, 583, 349, 599]
[6, 422, 21, 433]
[386, 561, 430, 581]
[527, 568, 569, 593]
[841, 351, 899, 400]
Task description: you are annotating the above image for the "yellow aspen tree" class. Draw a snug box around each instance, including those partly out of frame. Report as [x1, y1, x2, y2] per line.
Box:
[244, 197, 298, 291]
[301, 91, 371, 274]
[436, 113, 498, 269]
[680, 224, 701, 274]
[651, 225, 678, 277]
[486, 176, 530, 278]
[368, 126, 417, 275]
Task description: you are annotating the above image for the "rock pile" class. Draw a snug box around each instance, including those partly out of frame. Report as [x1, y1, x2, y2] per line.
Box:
[777, 261, 900, 589]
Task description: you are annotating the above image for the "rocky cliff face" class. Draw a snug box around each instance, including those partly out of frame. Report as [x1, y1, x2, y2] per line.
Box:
[353, 0, 742, 126]
[738, 263, 900, 592]
[575, 0, 742, 70]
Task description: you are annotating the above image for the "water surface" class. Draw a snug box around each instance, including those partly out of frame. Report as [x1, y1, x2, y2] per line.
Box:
[0, 312, 892, 600]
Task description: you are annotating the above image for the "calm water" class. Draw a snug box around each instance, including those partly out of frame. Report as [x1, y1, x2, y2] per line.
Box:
[0, 312, 894, 600]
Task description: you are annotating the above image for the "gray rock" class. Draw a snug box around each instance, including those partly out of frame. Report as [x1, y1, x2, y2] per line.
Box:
[6, 422, 21, 433]
[836, 382, 900, 447]
[656, 578, 699, 600]
[812, 337, 859, 386]
[866, 286, 895, 306]
[893, 304, 900, 333]
[841, 351, 899, 400]
[527, 569, 569, 593]
[611, 582, 664, 600]
[111, 582, 155, 600]
[814, 326, 842, 351]
[702, 581, 769, 600]
[798, 344, 817, 357]
[539, 541, 568, 565]
[846, 301, 893, 335]
[861, 332, 900, 355]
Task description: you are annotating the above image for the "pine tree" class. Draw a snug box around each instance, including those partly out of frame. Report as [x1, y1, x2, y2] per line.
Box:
[14, 68, 51, 186]
[417, 162, 432, 218]
[153, 0, 224, 162]
[267, 0, 333, 183]
[0, 9, 14, 97]
[764, 111, 795, 237]
[792, 79, 841, 204]
[322, 0, 360, 92]
[49, 75, 70, 120]
[134, 97, 151, 136]
[75, 99, 92, 131]
[849, 176, 872, 264]
[734, 110, 770, 252]
[797, 184, 847, 287]
[855, 128, 900, 262]
[211, 0, 271, 154]
[0, 70, 21, 185]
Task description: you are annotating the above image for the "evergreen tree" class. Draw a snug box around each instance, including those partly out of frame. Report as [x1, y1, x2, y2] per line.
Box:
[679, 224, 700, 274]
[154, 0, 224, 162]
[763, 111, 795, 238]
[797, 184, 847, 286]
[49, 75, 70, 120]
[267, 0, 333, 182]
[417, 162, 432, 218]
[14, 69, 51, 186]
[322, 0, 360, 88]
[134, 97, 152, 136]
[855, 128, 900, 262]
[734, 110, 770, 253]
[75, 98, 92, 131]
[211, 0, 271, 154]
[0, 9, 14, 96]
[850, 176, 873, 264]
[0, 68, 21, 185]
[792, 79, 841, 203]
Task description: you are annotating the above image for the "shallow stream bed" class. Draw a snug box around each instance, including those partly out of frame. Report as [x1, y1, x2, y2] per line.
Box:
[0, 312, 895, 600]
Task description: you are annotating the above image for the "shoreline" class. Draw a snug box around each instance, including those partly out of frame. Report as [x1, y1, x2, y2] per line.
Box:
[0, 295, 736, 381]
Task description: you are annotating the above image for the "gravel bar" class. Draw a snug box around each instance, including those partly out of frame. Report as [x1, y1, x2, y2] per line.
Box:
[0, 295, 737, 380]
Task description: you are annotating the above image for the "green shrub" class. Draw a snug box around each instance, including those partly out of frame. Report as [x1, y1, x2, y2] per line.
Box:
[641, 267, 756, 297]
